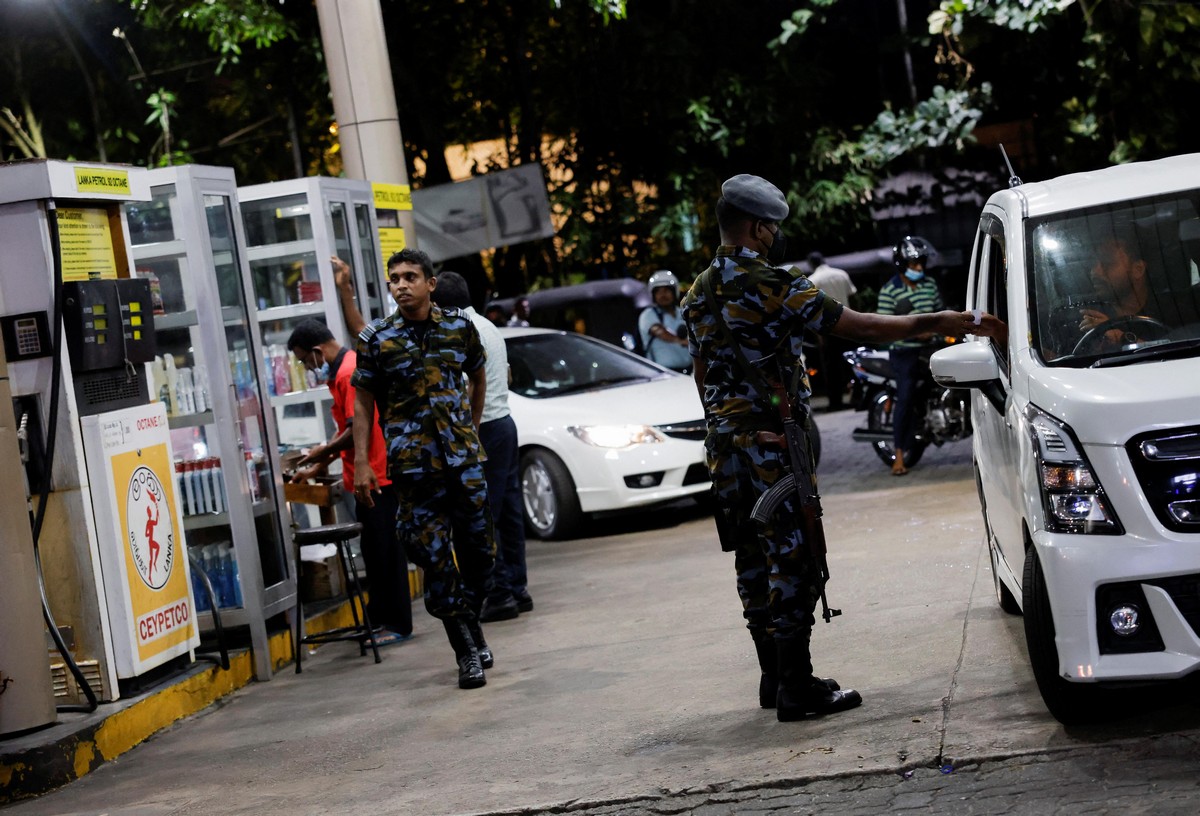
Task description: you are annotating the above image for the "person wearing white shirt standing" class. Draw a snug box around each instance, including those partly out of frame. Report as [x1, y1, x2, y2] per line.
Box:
[805, 252, 857, 412]
[433, 272, 533, 623]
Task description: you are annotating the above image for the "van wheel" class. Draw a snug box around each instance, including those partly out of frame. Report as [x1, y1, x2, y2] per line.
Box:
[867, 391, 925, 469]
[520, 450, 582, 540]
[1022, 548, 1108, 725]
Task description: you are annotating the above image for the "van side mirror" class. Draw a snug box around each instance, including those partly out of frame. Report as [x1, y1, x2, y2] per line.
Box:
[930, 342, 1006, 414]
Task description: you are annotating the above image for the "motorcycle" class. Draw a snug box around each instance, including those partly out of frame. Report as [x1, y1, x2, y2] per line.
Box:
[843, 343, 972, 469]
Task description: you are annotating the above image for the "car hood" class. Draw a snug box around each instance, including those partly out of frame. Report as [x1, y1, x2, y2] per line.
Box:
[1027, 359, 1200, 445]
[509, 373, 704, 429]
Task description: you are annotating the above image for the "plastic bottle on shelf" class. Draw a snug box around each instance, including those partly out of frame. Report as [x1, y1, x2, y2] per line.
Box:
[163, 355, 178, 416]
[193, 365, 209, 413]
[205, 456, 224, 513]
[263, 349, 276, 396]
[215, 457, 227, 512]
[244, 451, 261, 501]
[176, 367, 195, 415]
[272, 346, 290, 395]
[151, 356, 169, 411]
[234, 349, 251, 397]
[190, 556, 211, 613]
[181, 461, 195, 516]
[197, 458, 214, 513]
[200, 544, 216, 602]
[225, 543, 243, 608]
[175, 461, 188, 516]
[205, 544, 227, 608]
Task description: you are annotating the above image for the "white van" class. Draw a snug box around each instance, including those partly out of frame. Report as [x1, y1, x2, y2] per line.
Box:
[930, 154, 1200, 724]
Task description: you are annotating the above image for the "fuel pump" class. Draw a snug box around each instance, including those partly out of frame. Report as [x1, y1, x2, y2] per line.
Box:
[0, 350, 56, 736]
[0, 159, 198, 708]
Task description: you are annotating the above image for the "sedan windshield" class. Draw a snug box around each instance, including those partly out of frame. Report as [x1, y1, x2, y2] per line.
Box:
[1030, 191, 1200, 366]
[505, 333, 668, 398]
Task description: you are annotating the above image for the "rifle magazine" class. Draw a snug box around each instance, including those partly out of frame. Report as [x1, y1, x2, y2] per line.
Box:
[750, 473, 796, 524]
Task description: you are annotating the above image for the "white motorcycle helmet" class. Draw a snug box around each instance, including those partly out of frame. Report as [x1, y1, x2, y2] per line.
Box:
[647, 269, 679, 299]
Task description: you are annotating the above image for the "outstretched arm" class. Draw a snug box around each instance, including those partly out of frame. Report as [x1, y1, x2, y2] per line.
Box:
[830, 307, 997, 344]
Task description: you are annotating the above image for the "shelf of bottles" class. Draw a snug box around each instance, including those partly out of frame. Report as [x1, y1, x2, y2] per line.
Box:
[237, 178, 386, 456]
[125, 166, 296, 680]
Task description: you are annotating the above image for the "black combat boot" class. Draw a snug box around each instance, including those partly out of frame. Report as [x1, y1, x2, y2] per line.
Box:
[442, 618, 486, 689]
[752, 628, 839, 709]
[750, 628, 778, 709]
[775, 636, 860, 722]
[466, 617, 494, 669]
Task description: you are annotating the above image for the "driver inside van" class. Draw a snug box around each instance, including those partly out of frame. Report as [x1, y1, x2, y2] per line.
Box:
[1076, 231, 1199, 350]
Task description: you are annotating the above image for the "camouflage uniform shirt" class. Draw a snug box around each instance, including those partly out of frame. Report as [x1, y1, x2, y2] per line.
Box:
[352, 305, 487, 476]
[682, 246, 844, 431]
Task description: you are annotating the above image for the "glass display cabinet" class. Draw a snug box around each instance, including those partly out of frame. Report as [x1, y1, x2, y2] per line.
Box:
[236, 178, 386, 457]
[125, 165, 296, 681]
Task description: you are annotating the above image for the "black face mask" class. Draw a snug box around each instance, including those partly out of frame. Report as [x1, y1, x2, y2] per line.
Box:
[765, 225, 788, 266]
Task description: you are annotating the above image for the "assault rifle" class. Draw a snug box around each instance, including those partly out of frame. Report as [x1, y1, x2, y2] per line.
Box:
[749, 374, 841, 623]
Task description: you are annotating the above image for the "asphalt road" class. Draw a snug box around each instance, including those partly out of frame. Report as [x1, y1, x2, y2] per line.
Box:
[8, 406, 1200, 815]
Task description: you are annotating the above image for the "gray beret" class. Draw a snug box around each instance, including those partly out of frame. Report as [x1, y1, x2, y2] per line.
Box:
[721, 174, 789, 221]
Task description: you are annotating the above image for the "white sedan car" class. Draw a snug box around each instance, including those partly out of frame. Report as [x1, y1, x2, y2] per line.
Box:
[501, 327, 710, 539]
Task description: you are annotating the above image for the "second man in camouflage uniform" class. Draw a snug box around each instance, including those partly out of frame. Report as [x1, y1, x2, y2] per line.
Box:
[351, 248, 496, 690]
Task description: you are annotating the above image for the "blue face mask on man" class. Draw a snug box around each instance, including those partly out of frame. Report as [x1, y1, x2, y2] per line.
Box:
[904, 268, 925, 283]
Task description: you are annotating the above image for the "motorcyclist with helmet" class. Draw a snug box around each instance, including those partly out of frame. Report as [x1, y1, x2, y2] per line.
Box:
[639, 269, 693, 372]
[876, 236, 943, 476]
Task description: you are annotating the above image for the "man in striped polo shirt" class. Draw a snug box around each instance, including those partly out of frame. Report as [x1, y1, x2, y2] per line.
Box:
[876, 236, 944, 476]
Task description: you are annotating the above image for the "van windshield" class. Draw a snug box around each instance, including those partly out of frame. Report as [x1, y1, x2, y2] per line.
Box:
[1030, 192, 1200, 366]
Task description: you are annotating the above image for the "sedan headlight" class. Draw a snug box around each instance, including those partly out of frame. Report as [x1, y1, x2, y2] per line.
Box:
[568, 424, 665, 449]
[1026, 405, 1123, 535]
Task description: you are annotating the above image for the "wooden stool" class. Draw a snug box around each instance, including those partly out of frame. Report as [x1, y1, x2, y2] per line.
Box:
[292, 521, 380, 673]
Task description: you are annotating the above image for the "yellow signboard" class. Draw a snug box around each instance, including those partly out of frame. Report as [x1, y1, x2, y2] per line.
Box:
[373, 182, 412, 211]
[110, 442, 197, 663]
[74, 167, 131, 196]
[57, 208, 118, 281]
[379, 226, 407, 269]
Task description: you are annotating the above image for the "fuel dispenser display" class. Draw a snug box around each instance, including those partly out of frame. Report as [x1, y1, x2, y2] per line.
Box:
[0, 159, 199, 708]
[62, 279, 157, 415]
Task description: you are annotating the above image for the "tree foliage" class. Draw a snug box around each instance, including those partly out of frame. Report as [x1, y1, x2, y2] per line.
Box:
[2, 0, 1199, 294]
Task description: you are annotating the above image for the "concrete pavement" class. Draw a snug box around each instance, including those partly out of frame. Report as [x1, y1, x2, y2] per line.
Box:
[6, 406, 1200, 815]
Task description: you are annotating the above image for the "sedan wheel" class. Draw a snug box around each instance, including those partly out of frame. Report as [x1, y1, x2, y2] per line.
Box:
[520, 450, 582, 540]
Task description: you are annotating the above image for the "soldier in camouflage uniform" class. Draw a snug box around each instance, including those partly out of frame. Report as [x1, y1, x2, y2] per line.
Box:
[683, 174, 990, 722]
[351, 248, 496, 690]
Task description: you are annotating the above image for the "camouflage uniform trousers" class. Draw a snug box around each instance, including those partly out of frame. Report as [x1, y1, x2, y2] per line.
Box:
[391, 463, 495, 621]
[706, 431, 824, 641]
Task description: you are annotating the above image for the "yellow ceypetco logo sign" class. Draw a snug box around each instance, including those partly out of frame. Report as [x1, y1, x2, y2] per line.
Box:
[74, 167, 131, 196]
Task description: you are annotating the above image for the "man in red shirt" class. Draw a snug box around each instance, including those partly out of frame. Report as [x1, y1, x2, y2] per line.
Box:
[288, 318, 413, 643]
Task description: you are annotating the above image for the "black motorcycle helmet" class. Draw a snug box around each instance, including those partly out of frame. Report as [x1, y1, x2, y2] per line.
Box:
[892, 235, 938, 270]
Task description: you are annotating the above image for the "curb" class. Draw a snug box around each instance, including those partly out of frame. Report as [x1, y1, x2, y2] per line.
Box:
[0, 598, 363, 805]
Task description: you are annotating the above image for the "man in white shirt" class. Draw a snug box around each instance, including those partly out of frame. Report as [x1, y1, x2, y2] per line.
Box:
[806, 252, 857, 412]
[434, 272, 533, 623]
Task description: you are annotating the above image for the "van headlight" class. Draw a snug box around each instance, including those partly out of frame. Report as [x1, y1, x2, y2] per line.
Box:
[569, 425, 665, 449]
[1027, 405, 1123, 535]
